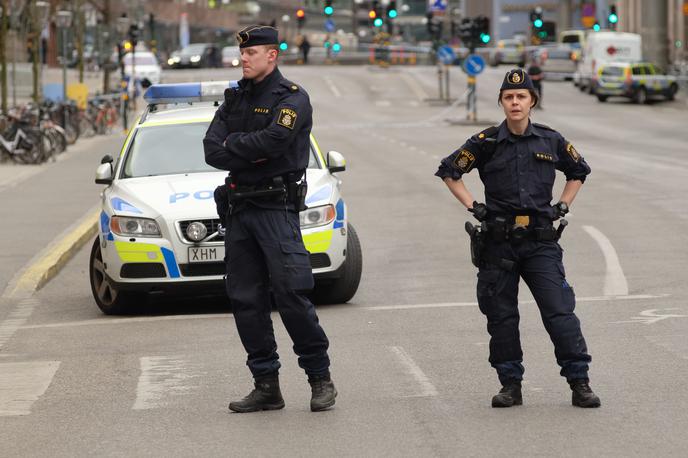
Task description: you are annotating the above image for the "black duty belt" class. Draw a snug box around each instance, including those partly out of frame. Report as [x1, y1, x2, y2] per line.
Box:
[485, 215, 558, 242]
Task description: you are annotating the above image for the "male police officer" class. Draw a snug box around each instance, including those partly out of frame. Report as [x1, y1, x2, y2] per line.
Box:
[435, 69, 600, 408]
[203, 25, 336, 413]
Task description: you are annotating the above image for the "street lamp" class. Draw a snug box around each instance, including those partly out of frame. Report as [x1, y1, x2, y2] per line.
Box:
[35, 1, 50, 100]
[55, 10, 73, 102]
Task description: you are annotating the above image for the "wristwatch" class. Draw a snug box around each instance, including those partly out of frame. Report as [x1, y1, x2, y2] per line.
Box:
[556, 201, 569, 215]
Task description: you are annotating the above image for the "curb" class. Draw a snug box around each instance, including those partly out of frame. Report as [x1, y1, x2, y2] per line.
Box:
[2, 206, 100, 301]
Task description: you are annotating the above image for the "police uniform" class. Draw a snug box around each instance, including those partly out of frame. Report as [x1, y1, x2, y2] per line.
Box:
[435, 69, 600, 408]
[203, 25, 336, 412]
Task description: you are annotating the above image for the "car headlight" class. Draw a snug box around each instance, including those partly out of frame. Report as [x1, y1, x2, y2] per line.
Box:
[186, 221, 208, 242]
[190, 55, 201, 63]
[232, 58, 240, 67]
[111, 216, 161, 237]
[299, 204, 335, 229]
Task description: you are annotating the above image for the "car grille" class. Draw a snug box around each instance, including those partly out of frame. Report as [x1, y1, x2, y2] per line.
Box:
[179, 263, 225, 277]
[179, 219, 224, 243]
[120, 263, 167, 278]
[310, 253, 331, 269]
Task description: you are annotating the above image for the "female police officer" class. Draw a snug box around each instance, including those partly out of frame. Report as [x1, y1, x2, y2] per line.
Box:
[203, 25, 336, 413]
[435, 69, 600, 408]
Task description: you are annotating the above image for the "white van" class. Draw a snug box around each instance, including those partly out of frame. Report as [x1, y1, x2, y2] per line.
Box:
[575, 31, 642, 93]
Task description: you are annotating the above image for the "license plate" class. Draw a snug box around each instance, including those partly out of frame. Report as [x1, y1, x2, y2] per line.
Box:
[188, 246, 224, 263]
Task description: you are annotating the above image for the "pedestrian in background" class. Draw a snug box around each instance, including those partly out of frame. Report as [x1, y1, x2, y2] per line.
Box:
[203, 25, 337, 413]
[299, 35, 311, 64]
[528, 56, 544, 109]
[435, 69, 600, 409]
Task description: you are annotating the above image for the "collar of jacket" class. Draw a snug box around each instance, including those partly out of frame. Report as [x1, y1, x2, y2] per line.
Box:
[238, 67, 283, 93]
[496, 120, 546, 143]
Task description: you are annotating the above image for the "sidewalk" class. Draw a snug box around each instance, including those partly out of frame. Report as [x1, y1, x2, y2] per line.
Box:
[0, 132, 126, 305]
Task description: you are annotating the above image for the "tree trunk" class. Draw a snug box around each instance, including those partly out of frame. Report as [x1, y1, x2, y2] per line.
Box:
[0, 0, 7, 113]
[29, 0, 39, 101]
[76, 0, 84, 83]
[102, 0, 111, 93]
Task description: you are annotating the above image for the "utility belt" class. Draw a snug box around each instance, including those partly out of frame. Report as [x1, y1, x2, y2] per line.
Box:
[223, 173, 308, 210]
[483, 215, 559, 243]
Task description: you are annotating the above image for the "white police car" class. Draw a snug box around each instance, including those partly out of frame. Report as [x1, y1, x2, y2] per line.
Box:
[89, 81, 362, 314]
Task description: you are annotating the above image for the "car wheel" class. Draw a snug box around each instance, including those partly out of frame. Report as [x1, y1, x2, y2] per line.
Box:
[89, 237, 142, 315]
[310, 223, 362, 305]
[633, 87, 647, 104]
[596, 95, 608, 102]
[666, 83, 678, 101]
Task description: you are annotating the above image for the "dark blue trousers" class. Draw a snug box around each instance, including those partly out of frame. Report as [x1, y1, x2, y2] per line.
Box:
[225, 207, 330, 378]
[477, 239, 591, 385]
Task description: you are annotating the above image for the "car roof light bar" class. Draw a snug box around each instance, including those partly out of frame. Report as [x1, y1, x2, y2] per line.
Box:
[143, 81, 238, 105]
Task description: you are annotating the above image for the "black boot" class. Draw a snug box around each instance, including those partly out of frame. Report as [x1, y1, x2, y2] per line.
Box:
[491, 381, 523, 408]
[228, 375, 285, 413]
[570, 379, 601, 408]
[309, 374, 337, 412]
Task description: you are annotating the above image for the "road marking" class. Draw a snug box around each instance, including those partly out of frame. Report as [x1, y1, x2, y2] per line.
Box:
[0, 361, 60, 416]
[323, 76, 341, 98]
[0, 298, 39, 351]
[389, 346, 438, 397]
[363, 294, 667, 311]
[20, 313, 232, 330]
[582, 225, 629, 296]
[400, 73, 429, 101]
[612, 308, 688, 325]
[133, 356, 202, 410]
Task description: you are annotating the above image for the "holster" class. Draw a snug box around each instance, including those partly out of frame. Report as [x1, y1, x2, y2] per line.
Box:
[288, 181, 308, 212]
[465, 221, 483, 268]
[214, 180, 230, 228]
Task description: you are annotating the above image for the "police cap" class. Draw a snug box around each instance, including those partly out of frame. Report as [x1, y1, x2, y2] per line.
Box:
[236, 25, 279, 49]
[500, 68, 535, 92]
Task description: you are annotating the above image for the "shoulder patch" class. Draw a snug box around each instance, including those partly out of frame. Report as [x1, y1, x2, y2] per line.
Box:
[276, 108, 297, 129]
[452, 149, 476, 172]
[532, 122, 555, 132]
[566, 142, 580, 162]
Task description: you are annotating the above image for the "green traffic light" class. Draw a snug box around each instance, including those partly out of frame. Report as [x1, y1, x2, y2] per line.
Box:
[279, 41, 288, 51]
[332, 43, 341, 52]
[534, 18, 543, 28]
[324, 41, 331, 48]
[608, 13, 618, 24]
[538, 31, 547, 38]
[388, 9, 397, 18]
[324, 6, 333, 15]
[593, 23, 601, 31]
[480, 33, 490, 44]
[373, 17, 383, 27]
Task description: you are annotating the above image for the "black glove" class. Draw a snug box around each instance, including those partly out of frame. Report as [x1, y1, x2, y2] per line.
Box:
[552, 201, 569, 219]
[468, 201, 488, 222]
[214, 184, 229, 226]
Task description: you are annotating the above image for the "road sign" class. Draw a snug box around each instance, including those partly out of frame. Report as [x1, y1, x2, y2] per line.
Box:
[462, 54, 485, 76]
[325, 18, 335, 32]
[436, 45, 455, 65]
[428, 0, 447, 13]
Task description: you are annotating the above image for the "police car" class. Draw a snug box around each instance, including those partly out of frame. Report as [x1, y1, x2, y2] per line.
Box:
[90, 81, 362, 314]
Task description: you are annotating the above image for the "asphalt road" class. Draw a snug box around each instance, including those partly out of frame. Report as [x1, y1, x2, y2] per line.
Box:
[2, 65, 688, 457]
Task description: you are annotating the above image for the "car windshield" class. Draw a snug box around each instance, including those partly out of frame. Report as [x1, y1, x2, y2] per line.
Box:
[123, 54, 157, 65]
[122, 122, 320, 178]
[502, 40, 521, 48]
[181, 44, 208, 55]
[602, 66, 624, 76]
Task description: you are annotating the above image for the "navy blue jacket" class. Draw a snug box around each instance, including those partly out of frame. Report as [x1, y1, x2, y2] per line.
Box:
[435, 121, 591, 219]
[203, 67, 313, 185]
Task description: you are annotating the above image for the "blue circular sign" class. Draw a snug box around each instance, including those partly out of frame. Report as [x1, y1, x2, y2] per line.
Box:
[463, 54, 486, 76]
[436, 45, 456, 65]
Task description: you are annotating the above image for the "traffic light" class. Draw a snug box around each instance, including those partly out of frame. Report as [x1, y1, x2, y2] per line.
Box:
[608, 5, 618, 28]
[477, 15, 490, 44]
[374, 17, 383, 28]
[530, 7, 543, 28]
[128, 24, 139, 48]
[324, 0, 333, 16]
[279, 41, 288, 51]
[593, 21, 601, 32]
[386, 1, 397, 19]
[332, 42, 341, 53]
[296, 8, 306, 29]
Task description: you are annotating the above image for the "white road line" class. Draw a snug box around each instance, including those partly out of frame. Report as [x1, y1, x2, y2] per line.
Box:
[400, 73, 429, 101]
[20, 313, 232, 330]
[133, 356, 202, 410]
[389, 346, 438, 397]
[323, 76, 341, 98]
[0, 361, 60, 416]
[582, 225, 629, 296]
[363, 294, 666, 311]
[0, 298, 39, 351]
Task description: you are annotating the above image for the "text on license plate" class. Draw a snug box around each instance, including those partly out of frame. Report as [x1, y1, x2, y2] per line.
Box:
[188, 246, 225, 263]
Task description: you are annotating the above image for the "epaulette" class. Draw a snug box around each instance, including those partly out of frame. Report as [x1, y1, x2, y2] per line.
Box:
[532, 122, 555, 132]
[476, 125, 498, 141]
[280, 80, 300, 93]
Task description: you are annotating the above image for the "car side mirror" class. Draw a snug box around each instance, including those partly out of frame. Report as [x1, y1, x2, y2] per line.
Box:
[327, 150, 346, 173]
[96, 155, 114, 185]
